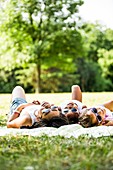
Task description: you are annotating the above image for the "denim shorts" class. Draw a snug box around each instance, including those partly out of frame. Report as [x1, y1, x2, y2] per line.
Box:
[9, 97, 27, 115]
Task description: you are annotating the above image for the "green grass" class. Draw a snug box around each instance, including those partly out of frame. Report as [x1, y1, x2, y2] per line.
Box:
[0, 92, 113, 170]
[0, 135, 113, 170]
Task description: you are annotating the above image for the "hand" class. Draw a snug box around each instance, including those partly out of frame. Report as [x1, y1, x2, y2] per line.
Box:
[82, 105, 87, 109]
[32, 100, 40, 105]
[41, 101, 51, 108]
[102, 119, 113, 126]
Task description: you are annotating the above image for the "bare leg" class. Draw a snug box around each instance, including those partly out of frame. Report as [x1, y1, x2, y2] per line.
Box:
[71, 85, 82, 102]
[103, 100, 113, 111]
[11, 86, 26, 102]
[8, 86, 26, 122]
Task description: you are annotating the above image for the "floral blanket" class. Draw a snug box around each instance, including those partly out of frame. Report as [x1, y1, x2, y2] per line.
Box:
[1, 124, 113, 138]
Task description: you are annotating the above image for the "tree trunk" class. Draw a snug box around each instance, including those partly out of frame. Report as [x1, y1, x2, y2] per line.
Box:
[35, 62, 41, 93]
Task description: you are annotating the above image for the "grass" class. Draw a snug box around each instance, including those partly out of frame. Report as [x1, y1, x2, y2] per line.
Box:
[0, 92, 113, 170]
[0, 135, 113, 170]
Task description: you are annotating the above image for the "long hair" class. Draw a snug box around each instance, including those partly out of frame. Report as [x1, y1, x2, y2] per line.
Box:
[78, 109, 98, 128]
[46, 114, 69, 128]
[20, 114, 69, 129]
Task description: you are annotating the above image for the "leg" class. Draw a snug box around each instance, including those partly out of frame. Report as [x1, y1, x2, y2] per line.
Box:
[8, 86, 27, 118]
[102, 100, 113, 111]
[7, 86, 28, 126]
[71, 85, 82, 102]
[11, 86, 26, 102]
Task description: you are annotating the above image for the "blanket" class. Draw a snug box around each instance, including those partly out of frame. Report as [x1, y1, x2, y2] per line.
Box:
[1, 124, 113, 138]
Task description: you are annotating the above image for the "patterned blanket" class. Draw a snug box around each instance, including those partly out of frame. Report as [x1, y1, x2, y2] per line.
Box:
[1, 124, 113, 138]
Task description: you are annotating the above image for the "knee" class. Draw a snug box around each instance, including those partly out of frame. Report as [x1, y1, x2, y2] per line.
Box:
[109, 100, 113, 105]
[71, 85, 81, 91]
[13, 86, 24, 91]
[12, 86, 24, 93]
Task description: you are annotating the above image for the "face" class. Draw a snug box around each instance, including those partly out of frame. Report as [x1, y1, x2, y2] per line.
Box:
[62, 102, 79, 123]
[95, 106, 106, 120]
[39, 105, 60, 120]
[83, 107, 106, 125]
[84, 108, 99, 125]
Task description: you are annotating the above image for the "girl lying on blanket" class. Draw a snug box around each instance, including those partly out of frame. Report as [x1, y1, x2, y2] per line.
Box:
[7, 86, 69, 129]
[59, 85, 113, 127]
[78, 101, 113, 128]
[60, 85, 87, 124]
[7, 84, 86, 128]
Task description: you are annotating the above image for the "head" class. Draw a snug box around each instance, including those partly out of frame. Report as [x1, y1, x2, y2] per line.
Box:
[45, 113, 69, 128]
[61, 101, 80, 124]
[78, 107, 105, 128]
[29, 113, 69, 128]
[39, 105, 61, 121]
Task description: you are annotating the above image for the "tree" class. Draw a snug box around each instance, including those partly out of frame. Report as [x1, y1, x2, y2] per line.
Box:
[0, 0, 84, 92]
[98, 48, 113, 90]
[74, 57, 106, 92]
[76, 23, 113, 91]
[79, 22, 108, 62]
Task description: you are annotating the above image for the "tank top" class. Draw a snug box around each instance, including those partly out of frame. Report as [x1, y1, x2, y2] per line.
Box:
[60, 100, 83, 112]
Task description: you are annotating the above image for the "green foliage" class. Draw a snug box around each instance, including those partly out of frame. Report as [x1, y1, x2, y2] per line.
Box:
[0, 69, 17, 93]
[0, 115, 7, 126]
[98, 49, 113, 75]
[80, 23, 106, 62]
[98, 49, 113, 90]
[41, 71, 79, 92]
[78, 23, 113, 91]
[0, 0, 84, 93]
[0, 1, 113, 92]
[75, 57, 106, 92]
[96, 28, 113, 91]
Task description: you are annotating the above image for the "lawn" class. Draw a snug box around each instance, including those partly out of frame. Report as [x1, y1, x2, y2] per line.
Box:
[0, 92, 113, 170]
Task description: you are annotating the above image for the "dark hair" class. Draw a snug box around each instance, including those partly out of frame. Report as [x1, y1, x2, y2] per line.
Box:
[20, 120, 47, 129]
[46, 114, 69, 128]
[66, 112, 79, 124]
[20, 114, 69, 129]
[78, 114, 92, 128]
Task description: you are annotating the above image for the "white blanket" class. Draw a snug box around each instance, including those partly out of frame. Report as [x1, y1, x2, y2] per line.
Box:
[1, 124, 113, 138]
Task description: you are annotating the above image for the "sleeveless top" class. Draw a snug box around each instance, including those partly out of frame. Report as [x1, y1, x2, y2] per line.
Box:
[21, 105, 42, 125]
[60, 100, 83, 112]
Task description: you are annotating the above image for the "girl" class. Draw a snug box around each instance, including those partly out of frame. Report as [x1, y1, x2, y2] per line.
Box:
[7, 86, 68, 128]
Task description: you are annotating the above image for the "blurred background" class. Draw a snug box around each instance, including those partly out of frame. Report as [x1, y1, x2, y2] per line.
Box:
[0, 0, 113, 93]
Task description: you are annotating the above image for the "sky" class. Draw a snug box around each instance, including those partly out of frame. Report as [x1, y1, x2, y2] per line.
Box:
[78, 0, 113, 29]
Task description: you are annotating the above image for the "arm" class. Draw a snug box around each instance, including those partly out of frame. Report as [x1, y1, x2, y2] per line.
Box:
[103, 120, 113, 126]
[7, 103, 35, 122]
[7, 114, 32, 128]
[7, 111, 20, 122]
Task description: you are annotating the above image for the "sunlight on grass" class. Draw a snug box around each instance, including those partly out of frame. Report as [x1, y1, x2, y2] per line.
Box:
[0, 92, 112, 127]
[0, 92, 113, 126]
[0, 92, 113, 170]
[0, 92, 113, 115]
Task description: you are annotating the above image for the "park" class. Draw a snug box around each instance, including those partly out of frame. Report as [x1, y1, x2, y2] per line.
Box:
[0, 92, 113, 169]
[0, 0, 113, 169]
